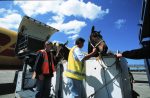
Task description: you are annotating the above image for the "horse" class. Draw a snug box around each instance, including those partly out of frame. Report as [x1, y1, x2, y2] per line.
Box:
[52, 41, 70, 63]
[88, 26, 108, 57]
[51, 41, 70, 98]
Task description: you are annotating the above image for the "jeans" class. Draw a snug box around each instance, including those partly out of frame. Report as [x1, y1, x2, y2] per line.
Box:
[66, 77, 86, 98]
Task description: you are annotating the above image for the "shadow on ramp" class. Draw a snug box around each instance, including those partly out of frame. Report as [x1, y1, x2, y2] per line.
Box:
[135, 80, 149, 83]
[0, 83, 16, 95]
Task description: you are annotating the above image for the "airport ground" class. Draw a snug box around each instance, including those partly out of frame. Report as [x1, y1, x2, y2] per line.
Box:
[0, 70, 150, 98]
[132, 71, 150, 98]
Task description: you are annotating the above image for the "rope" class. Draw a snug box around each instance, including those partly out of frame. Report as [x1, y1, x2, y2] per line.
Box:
[96, 57, 117, 69]
[95, 40, 104, 48]
[89, 39, 95, 48]
[88, 72, 121, 98]
[100, 57, 118, 68]
[89, 39, 104, 48]
[88, 58, 121, 98]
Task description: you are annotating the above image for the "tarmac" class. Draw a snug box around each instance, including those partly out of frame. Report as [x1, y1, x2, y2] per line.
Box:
[0, 70, 150, 98]
[0, 70, 16, 98]
[132, 72, 150, 98]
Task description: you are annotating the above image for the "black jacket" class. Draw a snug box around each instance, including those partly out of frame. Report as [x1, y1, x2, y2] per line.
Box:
[122, 45, 150, 59]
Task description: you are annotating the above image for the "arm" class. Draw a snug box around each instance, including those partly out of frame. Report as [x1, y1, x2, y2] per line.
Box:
[33, 52, 44, 75]
[73, 47, 97, 62]
[82, 48, 97, 61]
[116, 46, 150, 59]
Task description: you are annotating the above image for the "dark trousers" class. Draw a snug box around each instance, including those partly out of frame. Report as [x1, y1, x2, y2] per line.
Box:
[36, 75, 52, 98]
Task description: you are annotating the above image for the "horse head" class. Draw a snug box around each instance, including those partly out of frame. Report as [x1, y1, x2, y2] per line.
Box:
[88, 26, 108, 56]
[53, 41, 70, 63]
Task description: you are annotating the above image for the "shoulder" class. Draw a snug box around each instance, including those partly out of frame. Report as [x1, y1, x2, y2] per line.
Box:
[74, 47, 81, 53]
[74, 46, 80, 51]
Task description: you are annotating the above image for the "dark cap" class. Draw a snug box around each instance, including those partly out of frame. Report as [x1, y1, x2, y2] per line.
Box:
[75, 37, 85, 45]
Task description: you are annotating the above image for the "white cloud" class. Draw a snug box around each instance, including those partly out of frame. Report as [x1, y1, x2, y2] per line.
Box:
[48, 19, 86, 40]
[0, 8, 6, 13]
[12, 0, 109, 39]
[51, 15, 64, 24]
[115, 19, 126, 29]
[68, 34, 79, 40]
[14, 0, 109, 20]
[0, 8, 22, 29]
[0, 8, 18, 15]
[59, 0, 109, 20]
[59, 20, 86, 34]
[14, 1, 62, 16]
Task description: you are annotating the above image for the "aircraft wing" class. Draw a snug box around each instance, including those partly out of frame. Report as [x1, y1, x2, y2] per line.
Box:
[0, 27, 23, 69]
[0, 16, 59, 69]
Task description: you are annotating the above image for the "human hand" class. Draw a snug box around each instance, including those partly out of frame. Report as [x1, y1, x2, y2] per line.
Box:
[133, 80, 135, 83]
[32, 71, 36, 79]
[92, 48, 97, 53]
[116, 53, 122, 58]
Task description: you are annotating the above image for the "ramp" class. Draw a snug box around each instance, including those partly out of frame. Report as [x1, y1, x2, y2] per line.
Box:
[53, 56, 132, 98]
[85, 57, 132, 98]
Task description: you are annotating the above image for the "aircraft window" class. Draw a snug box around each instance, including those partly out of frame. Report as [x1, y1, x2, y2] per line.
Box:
[0, 33, 11, 46]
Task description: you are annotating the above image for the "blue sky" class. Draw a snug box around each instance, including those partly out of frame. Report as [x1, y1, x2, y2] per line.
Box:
[0, 0, 144, 64]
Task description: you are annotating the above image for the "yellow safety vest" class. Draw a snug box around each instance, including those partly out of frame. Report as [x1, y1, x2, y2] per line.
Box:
[64, 46, 85, 80]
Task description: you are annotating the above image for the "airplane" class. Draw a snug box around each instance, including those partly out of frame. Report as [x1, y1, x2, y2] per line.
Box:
[0, 27, 23, 69]
[0, 16, 59, 69]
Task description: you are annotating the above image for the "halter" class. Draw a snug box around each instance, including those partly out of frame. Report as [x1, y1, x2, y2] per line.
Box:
[56, 47, 65, 60]
[89, 39, 104, 48]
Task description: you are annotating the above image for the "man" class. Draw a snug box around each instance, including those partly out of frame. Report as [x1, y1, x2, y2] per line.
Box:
[32, 41, 55, 98]
[116, 44, 150, 59]
[64, 37, 97, 98]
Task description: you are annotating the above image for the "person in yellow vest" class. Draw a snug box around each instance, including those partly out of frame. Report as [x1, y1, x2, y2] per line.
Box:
[64, 37, 97, 98]
[32, 41, 56, 98]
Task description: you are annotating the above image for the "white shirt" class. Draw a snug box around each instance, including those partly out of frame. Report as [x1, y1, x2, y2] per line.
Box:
[73, 46, 85, 62]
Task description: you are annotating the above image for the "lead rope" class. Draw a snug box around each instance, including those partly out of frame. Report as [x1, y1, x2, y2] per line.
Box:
[88, 58, 121, 98]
